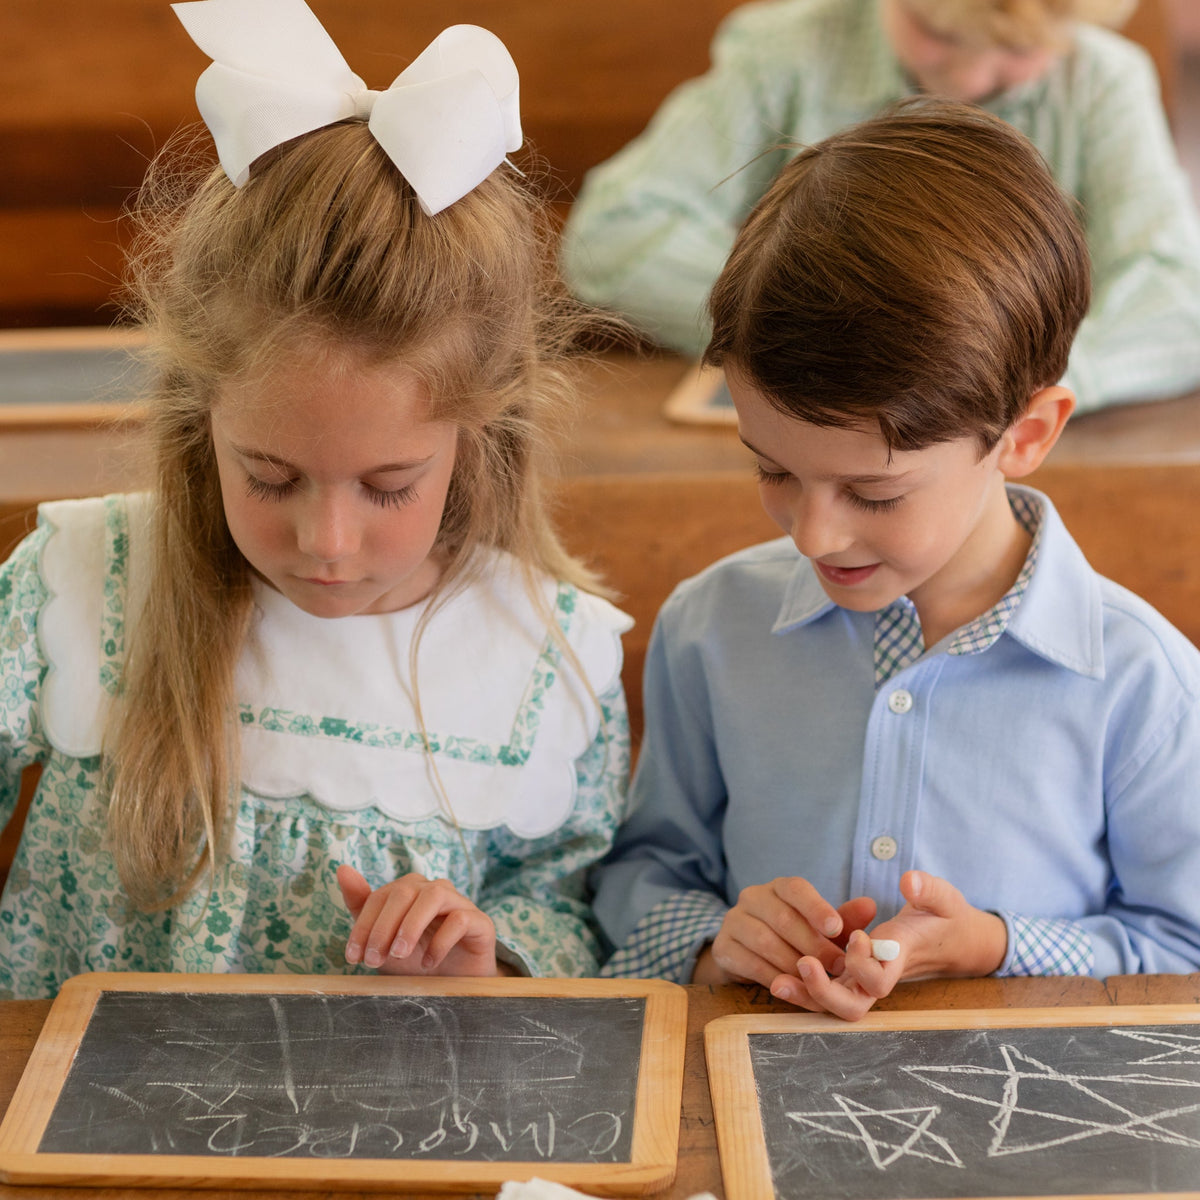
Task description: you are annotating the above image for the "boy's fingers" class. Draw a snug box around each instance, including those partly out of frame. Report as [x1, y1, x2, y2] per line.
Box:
[901, 869, 962, 916]
[837, 895, 878, 938]
[715, 912, 831, 980]
[771, 877, 844, 939]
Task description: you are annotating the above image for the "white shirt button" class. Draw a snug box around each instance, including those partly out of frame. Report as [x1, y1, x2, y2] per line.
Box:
[871, 835, 898, 861]
[887, 689, 913, 714]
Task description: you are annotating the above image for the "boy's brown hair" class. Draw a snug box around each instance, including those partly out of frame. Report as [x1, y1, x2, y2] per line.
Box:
[704, 98, 1091, 452]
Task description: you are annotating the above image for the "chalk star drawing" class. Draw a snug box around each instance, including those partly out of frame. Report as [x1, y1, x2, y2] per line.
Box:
[905, 1043, 1200, 1158]
[1108, 1027, 1200, 1065]
[786, 1094, 963, 1170]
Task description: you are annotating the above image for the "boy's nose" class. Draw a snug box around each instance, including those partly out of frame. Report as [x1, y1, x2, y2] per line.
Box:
[788, 495, 852, 561]
[296, 493, 359, 563]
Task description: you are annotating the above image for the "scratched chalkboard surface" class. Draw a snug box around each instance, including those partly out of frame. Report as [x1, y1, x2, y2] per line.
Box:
[0, 972, 687, 1193]
[41, 990, 643, 1161]
[705, 1007, 1200, 1200]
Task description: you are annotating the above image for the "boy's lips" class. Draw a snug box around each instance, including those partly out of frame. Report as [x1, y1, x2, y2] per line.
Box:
[816, 561, 880, 587]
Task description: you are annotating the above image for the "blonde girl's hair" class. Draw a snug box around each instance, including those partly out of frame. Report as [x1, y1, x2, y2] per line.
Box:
[898, 0, 1137, 50]
[108, 122, 603, 910]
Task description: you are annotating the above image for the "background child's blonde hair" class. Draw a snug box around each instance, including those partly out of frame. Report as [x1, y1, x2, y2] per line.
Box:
[108, 122, 600, 910]
[902, 0, 1136, 49]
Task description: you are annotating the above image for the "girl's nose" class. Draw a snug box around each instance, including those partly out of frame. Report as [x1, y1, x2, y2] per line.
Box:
[296, 493, 359, 563]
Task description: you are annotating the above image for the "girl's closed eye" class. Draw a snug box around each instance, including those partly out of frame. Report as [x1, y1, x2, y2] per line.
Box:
[243, 474, 419, 509]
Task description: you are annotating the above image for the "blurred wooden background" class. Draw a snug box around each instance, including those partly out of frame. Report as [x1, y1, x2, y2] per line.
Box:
[0, 0, 1178, 327]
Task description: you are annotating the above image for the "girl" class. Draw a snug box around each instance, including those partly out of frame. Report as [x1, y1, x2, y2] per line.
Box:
[0, 1, 631, 1000]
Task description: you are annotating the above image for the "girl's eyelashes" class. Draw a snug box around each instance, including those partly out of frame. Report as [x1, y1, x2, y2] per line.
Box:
[364, 483, 418, 510]
[243, 475, 418, 509]
[244, 475, 295, 502]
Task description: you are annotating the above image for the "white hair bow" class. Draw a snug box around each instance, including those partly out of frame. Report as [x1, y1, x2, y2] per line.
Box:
[171, 0, 522, 215]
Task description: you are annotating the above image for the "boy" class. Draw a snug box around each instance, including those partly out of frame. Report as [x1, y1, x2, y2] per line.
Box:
[561, 0, 1200, 413]
[591, 100, 1200, 1021]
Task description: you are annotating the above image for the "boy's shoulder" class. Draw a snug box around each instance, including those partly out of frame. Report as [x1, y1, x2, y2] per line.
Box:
[1095, 574, 1200, 696]
[662, 534, 803, 619]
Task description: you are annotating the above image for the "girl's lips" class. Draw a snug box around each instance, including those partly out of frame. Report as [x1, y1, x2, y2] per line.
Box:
[816, 561, 880, 587]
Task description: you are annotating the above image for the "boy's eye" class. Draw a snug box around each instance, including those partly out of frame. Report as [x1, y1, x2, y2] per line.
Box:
[847, 491, 903, 513]
[753, 462, 791, 486]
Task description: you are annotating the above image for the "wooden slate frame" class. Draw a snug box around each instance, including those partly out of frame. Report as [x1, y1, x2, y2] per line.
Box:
[0, 971, 687, 1195]
[705, 1005, 1200, 1200]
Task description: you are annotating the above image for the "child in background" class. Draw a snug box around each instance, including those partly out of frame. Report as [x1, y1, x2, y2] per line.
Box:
[592, 100, 1200, 1021]
[0, 0, 631, 1000]
[562, 0, 1200, 414]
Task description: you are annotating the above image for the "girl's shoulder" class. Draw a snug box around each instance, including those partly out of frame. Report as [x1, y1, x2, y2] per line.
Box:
[35, 493, 154, 758]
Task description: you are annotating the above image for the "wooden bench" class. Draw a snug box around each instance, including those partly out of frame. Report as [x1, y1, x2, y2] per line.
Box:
[2, 459, 1197, 888]
[0, 0, 1178, 327]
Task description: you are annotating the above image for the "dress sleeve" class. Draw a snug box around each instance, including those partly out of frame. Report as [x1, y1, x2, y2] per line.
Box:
[559, 10, 797, 356]
[1064, 42, 1200, 410]
[0, 521, 54, 827]
[590, 595, 732, 980]
[480, 679, 632, 977]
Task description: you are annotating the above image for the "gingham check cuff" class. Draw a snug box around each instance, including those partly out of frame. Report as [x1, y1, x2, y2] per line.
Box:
[999, 911, 1095, 977]
[600, 890, 729, 982]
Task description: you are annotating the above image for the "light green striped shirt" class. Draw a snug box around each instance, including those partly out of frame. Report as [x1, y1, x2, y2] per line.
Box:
[562, 0, 1200, 412]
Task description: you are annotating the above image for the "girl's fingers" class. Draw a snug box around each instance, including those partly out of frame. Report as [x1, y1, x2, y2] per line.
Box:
[335, 864, 372, 918]
[390, 878, 473, 962]
[422, 908, 495, 970]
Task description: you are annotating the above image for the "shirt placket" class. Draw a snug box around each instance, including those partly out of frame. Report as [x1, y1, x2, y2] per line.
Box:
[850, 657, 942, 918]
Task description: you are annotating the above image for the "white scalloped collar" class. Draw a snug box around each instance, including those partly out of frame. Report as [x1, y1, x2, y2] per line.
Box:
[38, 494, 631, 837]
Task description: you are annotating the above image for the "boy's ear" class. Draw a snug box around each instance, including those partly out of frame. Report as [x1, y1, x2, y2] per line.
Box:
[995, 386, 1074, 478]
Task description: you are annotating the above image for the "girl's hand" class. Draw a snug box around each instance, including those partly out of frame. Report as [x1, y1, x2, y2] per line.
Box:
[769, 870, 1008, 1021]
[697, 876, 876, 988]
[337, 864, 508, 978]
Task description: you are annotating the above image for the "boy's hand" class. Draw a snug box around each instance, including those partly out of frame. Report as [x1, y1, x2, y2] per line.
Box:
[768, 870, 1008, 1021]
[696, 876, 876, 988]
[337, 864, 510, 978]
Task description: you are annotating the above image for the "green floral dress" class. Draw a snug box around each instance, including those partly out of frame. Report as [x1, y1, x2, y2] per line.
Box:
[0, 495, 632, 999]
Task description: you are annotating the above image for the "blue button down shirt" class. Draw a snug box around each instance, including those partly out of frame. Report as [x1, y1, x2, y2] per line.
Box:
[592, 487, 1200, 983]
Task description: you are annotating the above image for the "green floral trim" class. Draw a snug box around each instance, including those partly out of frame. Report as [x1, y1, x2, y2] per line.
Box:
[238, 584, 580, 765]
[98, 496, 129, 698]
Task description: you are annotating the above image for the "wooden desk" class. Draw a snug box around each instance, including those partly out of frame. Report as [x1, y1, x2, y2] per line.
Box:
[3, 974, 1200, 1199]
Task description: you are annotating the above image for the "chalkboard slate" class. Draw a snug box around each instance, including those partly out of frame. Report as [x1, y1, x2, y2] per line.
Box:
[0, 972, 687, 1193]
[705, 1006, 1200, 1200]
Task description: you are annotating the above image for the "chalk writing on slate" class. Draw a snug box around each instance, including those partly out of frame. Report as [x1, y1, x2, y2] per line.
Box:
[38, 991, 646, 1163]
[750, 1023, 1200, 1199]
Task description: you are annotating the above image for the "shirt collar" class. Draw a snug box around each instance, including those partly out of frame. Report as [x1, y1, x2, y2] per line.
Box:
[769, 483, 1105, 679]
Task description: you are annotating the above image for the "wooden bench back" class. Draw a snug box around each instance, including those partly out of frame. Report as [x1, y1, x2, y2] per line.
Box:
[0, 0, 1176, 326]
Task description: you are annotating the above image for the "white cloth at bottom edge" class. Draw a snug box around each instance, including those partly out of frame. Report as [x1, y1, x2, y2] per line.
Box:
[496, 1181, 717, 1200]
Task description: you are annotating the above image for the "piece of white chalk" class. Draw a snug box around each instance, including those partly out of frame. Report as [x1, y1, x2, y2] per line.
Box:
[871, 938, 900, 961]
